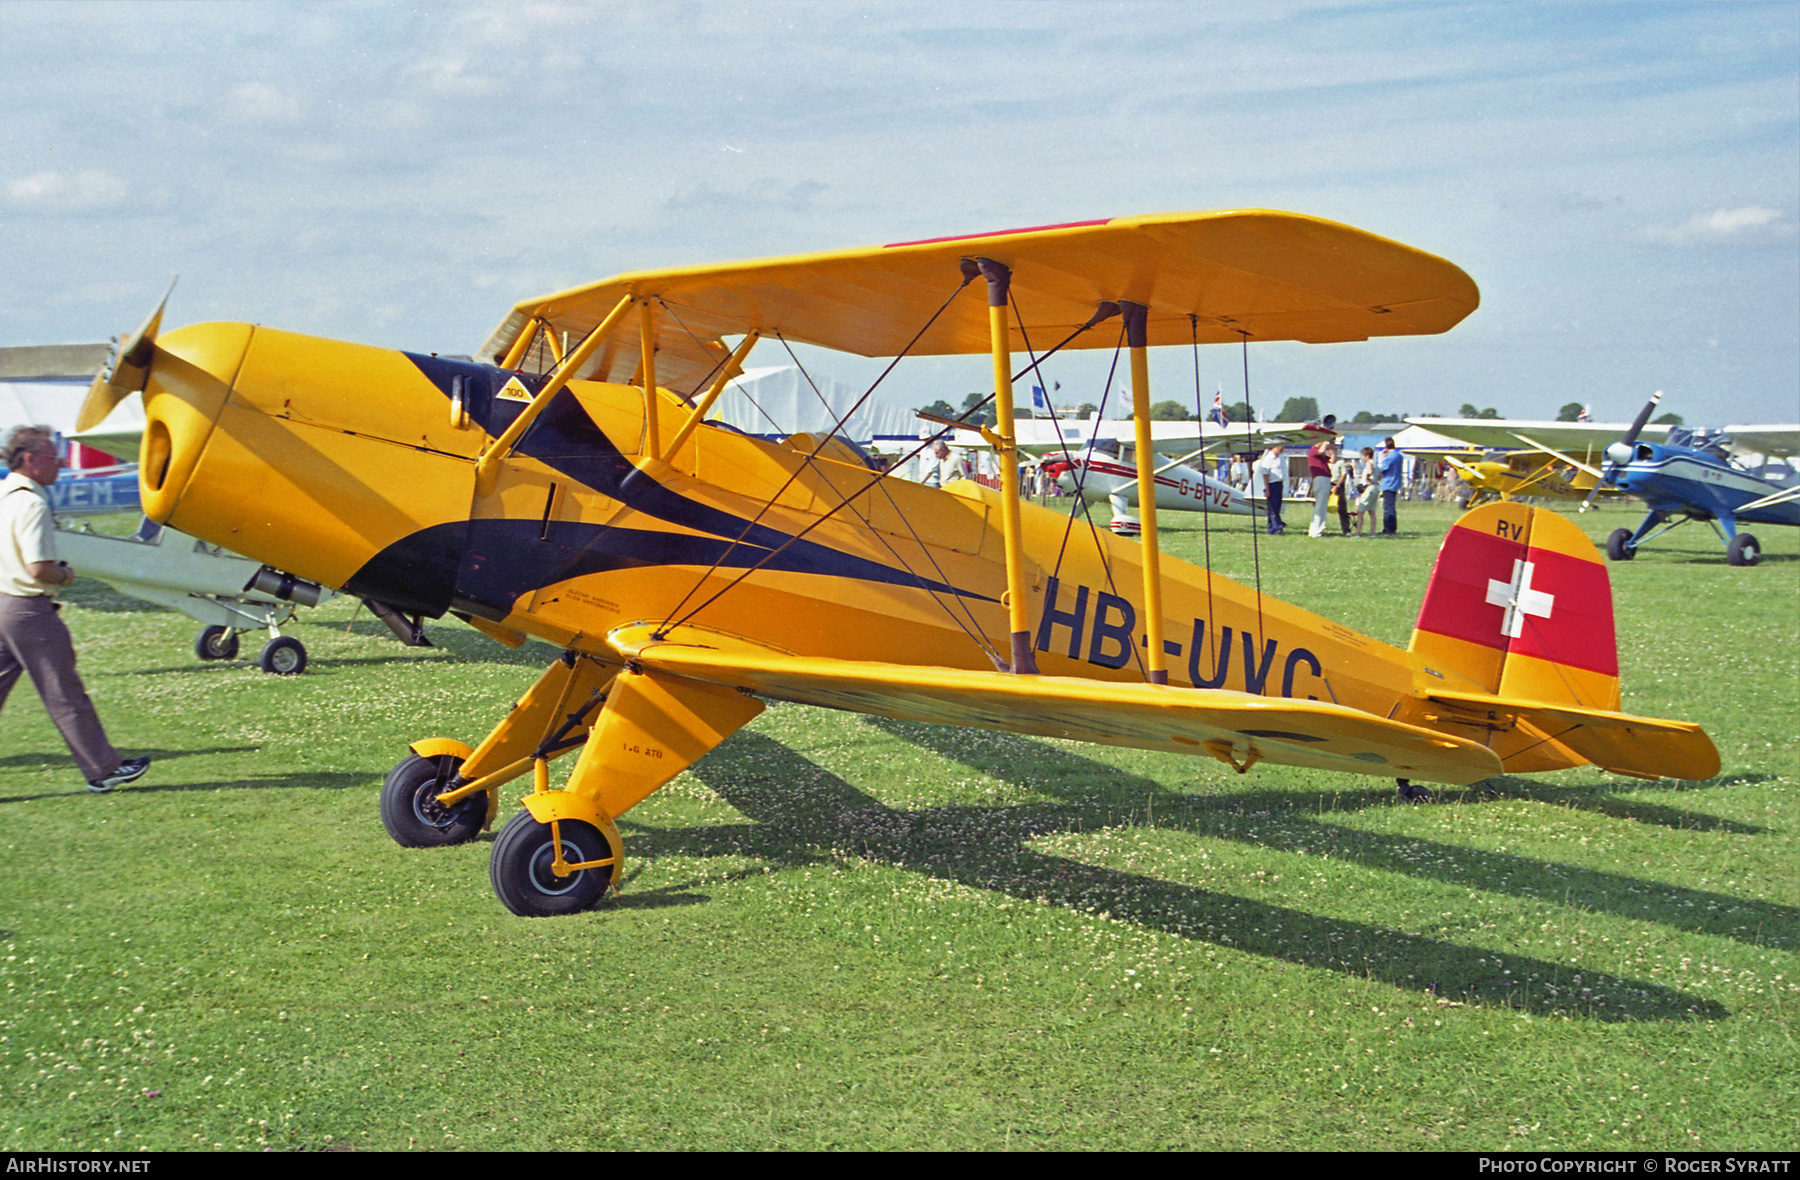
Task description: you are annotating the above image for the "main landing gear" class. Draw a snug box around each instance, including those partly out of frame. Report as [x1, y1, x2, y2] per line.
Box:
[193, 625, 309, 675]
[381, 649, 766, 917]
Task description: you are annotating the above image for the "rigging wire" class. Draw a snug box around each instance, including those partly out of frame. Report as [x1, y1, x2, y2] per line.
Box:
[779, 333, 1003, 663]
[1021, 311, 1144, 678]
[1241, 331, 1267, 659]
[1191, 315, 1218, 681]
[654, 272, 978, 635]
[660, 309, 1118, 639]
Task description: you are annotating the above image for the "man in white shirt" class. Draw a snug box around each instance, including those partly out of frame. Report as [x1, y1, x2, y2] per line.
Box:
[1, 426, 149, 793]
[1255, 444, 1286, 535]
[919, 438, 965, 488]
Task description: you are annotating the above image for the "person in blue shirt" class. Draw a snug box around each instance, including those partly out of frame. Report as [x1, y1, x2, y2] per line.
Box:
[1378, 437, 1405, 536]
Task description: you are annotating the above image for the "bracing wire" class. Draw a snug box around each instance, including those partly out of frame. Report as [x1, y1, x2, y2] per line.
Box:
[1241, 332, 1267, 660]
[1190, 315, 1218, 680]
[654, 273, 977, 635]
[661, 308, 1117, 640]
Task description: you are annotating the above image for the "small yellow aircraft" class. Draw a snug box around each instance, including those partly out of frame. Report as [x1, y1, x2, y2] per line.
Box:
[80, 210, 1718, 916]
[1444, 449, 1611, 508]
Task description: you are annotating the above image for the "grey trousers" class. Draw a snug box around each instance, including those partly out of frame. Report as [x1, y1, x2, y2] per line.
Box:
[0, 595, 120, 781]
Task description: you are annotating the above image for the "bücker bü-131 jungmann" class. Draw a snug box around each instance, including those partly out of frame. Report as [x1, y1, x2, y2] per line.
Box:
[77, 210, 1719, 915]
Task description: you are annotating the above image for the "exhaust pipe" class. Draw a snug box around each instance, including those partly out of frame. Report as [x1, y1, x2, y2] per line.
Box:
[244, 565, 327, 608]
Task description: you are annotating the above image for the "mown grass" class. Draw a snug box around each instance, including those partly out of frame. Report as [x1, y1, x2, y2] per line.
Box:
[1, 498, 1794, 1150]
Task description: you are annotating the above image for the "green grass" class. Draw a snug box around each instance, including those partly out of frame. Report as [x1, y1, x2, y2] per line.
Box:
[2, 499, 1794, 1150]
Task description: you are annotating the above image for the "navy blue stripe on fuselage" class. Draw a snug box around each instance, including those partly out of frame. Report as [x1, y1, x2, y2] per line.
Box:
[398, 353, 995, 605]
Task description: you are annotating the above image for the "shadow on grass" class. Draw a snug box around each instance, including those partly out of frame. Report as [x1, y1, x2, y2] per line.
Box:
[665, 730, 1730, 1023]
[1466, 774, 1770, 834]
[870, 719, 1793, 951]
[0, 753, 360, 804]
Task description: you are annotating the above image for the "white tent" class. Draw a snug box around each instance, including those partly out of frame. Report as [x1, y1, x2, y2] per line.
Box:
[708, 365, 918, 448]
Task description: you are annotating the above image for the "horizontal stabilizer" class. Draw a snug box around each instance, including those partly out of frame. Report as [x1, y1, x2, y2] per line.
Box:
[611, 625, 1504, 785]
[1422, 690, 1719, 782]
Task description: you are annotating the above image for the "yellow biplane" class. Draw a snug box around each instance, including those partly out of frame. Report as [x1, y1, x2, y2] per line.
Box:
[80, 210, 1718, 916]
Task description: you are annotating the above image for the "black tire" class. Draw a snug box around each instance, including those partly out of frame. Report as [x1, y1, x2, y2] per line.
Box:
[489, 810, 613, 917]
[259, 636, 307, 675]
[195, 625, 239, 661]
[1727, 533, 1761, 567]
[379, 753, 484, 848]
[1606, 528, 1635, 562]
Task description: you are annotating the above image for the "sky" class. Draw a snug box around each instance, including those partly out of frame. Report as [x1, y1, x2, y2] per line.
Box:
[3, 0, 1796, 424]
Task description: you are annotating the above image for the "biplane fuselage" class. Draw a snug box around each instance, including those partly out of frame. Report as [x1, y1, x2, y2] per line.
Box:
[141, 322, 1405, 711]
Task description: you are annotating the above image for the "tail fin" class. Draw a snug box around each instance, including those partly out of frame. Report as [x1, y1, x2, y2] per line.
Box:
[1409, 503, 1718, 781]
[1411, 502, 1620, 710]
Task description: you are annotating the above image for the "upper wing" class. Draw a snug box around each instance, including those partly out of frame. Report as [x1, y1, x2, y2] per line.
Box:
[610, 625, 1502, 785]
[480, 210, 1480, 394]
[1407, 418, 1666, 457]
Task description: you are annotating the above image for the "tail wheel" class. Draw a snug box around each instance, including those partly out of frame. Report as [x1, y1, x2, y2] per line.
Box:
[195, 626, 240, 661]
[259, 636, 307, 674]
[490, 811, 614, 917]
[1397, 779, 1434, 803]
[1606, 528, 1635, 562]
[1727, 533, 1760, 567]
[379, 753, 484, 848]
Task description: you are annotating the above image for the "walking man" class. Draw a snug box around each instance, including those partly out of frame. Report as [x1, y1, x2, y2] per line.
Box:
[1, 426, 150, 792]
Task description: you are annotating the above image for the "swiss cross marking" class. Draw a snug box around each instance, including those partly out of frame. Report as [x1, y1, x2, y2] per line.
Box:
[1485, 558, 1554, 639]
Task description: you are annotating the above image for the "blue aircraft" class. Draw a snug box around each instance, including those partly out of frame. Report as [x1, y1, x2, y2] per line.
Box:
[1583, 394, 1800, 567]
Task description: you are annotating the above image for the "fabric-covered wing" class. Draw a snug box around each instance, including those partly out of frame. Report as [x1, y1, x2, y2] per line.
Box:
[479, 210, 1480, 395]
[610, 625, 1503, 785]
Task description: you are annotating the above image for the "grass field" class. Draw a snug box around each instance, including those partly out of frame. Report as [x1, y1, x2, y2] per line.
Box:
[2, 498, 1795, 1150]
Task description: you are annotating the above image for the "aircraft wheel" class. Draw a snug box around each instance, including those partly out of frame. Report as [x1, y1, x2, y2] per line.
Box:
[1606, 529, 1635, 562]
[379, 753, 484, 848]
[490, 811, 613, 917]
[1727, 533, 1761, 567]
[259, 636, 307, 675]
[195, 625, 239, 661]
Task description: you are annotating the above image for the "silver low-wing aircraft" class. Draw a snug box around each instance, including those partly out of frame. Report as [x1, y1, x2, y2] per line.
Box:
[79, 210, 1717, 917]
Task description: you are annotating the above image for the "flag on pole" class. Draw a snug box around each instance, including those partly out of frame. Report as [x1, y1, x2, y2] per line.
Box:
[1210, 385, 1230, 428]
[1577, 404, 1592, 422]
[1030, 384, 1050, 416]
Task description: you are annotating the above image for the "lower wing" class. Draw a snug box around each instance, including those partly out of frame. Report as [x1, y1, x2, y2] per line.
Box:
[610, 625, 1503, 785]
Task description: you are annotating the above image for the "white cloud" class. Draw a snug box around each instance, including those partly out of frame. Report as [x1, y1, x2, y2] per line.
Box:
[4, 169, 129, 210]
[1643, 206, 1791, 245]
[224, 82, 305, 124]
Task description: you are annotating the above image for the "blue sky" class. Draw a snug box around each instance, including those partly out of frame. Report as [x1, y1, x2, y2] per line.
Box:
[3, 1, 1795, 423]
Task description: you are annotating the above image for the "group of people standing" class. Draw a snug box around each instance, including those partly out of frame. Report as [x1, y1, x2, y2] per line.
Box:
[1254, 436, 1405, 539]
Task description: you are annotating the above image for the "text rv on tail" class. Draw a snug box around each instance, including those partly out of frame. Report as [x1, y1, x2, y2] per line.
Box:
[80, 210, 1719, 916]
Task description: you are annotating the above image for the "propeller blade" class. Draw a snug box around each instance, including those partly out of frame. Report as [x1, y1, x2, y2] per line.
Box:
[74, 279, 176, 433]
[1580, 390, 1662, 513]
[1619, 390, 1661, 450]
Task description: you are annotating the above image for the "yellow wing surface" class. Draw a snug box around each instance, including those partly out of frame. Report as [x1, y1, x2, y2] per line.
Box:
[480, 210, 1480, 392]
[610, 625, 1503, 785]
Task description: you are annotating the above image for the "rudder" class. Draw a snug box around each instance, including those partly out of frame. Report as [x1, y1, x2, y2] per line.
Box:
[1410, 502, 1620, 712]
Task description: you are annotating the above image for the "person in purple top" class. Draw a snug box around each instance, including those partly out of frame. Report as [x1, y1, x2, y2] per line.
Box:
[1378, 437, 1405, 536]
